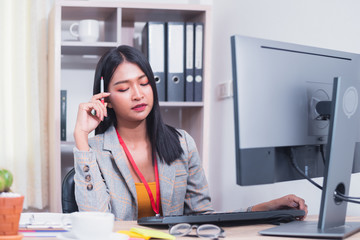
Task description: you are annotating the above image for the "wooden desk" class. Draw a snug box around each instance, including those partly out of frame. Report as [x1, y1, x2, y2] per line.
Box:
[22, 216, 360, 239]
[114, 216, 360, 239]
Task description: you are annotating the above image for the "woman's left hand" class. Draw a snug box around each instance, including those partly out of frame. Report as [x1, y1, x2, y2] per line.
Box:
[252, 194, 308, 220]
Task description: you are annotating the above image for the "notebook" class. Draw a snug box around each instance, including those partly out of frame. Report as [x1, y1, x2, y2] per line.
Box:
[137, 209, 305, 226]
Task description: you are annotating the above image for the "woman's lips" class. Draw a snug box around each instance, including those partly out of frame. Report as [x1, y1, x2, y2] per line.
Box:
[132, 103, 147, 111]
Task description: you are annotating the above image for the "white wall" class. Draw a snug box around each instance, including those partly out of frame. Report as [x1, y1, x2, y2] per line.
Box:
[208, 0, 360, 216]
[47, 0, 360, 215]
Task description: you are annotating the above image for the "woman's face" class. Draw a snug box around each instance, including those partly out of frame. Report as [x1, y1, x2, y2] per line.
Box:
[107, 61, 154, 126]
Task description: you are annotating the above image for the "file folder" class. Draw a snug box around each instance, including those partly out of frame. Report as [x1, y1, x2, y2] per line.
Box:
[166, 22, 185, 102]
[185, 22, 195, 101]
[142, 22, 166, 101]
[194, 23, 204, 102]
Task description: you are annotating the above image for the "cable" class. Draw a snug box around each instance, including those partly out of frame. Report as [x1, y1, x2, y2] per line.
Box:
[289, 147, 360, 204]
[334, 193, 360, 204]
[319, 145, 326, 165]
[336, 192, 360, 200]
[317, 146, 360, 202]
[289, 148, 322, 190]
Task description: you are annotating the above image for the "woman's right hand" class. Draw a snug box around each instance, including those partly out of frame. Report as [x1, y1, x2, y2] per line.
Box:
[74, 92, 110, 150]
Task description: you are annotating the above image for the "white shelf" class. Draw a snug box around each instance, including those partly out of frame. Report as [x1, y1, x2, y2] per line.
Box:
[159, 101, 204, 107]
[61, 43, 117, 56]
[61, 41, 118, 47]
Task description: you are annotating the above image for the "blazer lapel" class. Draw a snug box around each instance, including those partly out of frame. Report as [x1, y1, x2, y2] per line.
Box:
[158, 155, 175, 216]
[103, 126, 137, 202]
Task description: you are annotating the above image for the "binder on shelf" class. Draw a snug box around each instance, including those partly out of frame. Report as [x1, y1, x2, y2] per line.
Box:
[166, 22, 185, 102]
[142, 22, 166, 101]
[194, 22, 204, 102]
[185, 22, 195, 102]
[60, 90, 67, 141]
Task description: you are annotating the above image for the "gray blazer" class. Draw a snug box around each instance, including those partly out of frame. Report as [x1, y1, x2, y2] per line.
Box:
[74, 125, 213, 220]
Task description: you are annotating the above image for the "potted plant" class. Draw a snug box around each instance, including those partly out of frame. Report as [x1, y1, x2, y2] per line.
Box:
[0, 168, 24, 238]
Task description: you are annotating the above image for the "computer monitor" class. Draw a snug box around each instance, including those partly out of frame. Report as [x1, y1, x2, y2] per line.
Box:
[231, 35, 360, 238]
[230, 35, 360, 186]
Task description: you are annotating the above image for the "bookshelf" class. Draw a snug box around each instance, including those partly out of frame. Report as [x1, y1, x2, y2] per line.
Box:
[48, 1, 212, 212]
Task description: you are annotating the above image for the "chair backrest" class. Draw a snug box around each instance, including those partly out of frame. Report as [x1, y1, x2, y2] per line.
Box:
[61, 168, 79, 213]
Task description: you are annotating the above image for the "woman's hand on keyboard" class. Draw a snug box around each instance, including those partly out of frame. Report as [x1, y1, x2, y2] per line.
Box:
[251, 194, 308, 220]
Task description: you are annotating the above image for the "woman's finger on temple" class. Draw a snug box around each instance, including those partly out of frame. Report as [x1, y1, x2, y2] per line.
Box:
[91, 92, 111, 102]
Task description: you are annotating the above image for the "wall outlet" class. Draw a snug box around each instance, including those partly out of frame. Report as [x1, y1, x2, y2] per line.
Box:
[218, 81, 233, 99]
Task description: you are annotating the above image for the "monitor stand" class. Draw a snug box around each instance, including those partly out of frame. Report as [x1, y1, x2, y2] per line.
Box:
[261, 77, 360, 239]
[260, 221, 360, 239]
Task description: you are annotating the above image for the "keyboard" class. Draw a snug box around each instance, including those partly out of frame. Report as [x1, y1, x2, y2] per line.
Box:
[137, 209, 305, 226]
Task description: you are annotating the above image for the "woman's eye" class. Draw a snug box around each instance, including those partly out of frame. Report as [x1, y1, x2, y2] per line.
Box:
[140, 81, 150, 86]
[118, 88, 129, 92]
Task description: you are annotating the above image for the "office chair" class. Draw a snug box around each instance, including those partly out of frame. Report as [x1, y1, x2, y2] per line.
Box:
[62, 167, 79, 213]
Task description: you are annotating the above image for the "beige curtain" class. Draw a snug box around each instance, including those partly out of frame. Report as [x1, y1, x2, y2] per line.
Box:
[0, 0, 49, 209]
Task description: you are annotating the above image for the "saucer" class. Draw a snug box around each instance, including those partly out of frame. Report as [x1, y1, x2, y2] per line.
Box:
[0, 234, 23, 240]
[57, 232, 129, 240]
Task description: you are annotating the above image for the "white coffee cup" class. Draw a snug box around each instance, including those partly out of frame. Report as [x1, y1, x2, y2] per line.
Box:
[70, 19, 100, 42]
[63, 212, 114, 240]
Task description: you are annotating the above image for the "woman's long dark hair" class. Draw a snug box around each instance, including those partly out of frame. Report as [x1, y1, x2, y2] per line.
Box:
[93, 45, 183, 165]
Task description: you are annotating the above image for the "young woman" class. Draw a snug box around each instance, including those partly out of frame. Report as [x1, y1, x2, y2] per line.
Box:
[73, 45, 308, 221]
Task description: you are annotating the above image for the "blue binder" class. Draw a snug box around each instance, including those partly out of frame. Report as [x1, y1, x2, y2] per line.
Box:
[185, 22, 195, 102]
[194, 23, 204, 102]
[166, 22, 185, 102]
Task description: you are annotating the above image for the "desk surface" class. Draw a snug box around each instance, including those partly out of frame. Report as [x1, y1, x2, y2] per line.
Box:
[22, 215, 360, 239]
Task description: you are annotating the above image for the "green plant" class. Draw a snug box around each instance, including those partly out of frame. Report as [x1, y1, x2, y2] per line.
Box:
[0, 169, 13, 193]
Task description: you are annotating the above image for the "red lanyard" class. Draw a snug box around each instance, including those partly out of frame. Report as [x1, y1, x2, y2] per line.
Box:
[115, 129, 160, 216]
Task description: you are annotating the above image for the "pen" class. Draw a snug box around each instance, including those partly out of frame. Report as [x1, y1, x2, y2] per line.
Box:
[100, 76, 104, 104]
[90, 77, 104, 116]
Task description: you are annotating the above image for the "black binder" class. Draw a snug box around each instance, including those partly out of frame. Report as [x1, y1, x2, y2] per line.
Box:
[194, 23, 204, 102]
[60, 90, 67, 141]
[166, 22, 185, 102]
[185, 22, 195, 101]
[142, 22, 166, 102]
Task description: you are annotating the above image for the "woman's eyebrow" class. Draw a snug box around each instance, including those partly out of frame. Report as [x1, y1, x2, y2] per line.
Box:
[112, 80, 128, 86]
[112, 75, 146, 86]
[138, 74, 146, 80]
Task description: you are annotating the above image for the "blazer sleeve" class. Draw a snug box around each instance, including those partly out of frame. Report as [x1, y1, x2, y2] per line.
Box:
[181, 130, 214, 214]
[73, 146, 111, 213]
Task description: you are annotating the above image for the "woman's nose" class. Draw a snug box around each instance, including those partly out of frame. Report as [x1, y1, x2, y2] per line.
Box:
[132, 84, 144, 100]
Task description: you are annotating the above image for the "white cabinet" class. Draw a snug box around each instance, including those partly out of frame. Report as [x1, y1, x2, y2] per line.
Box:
[48, 1, 212, 212]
